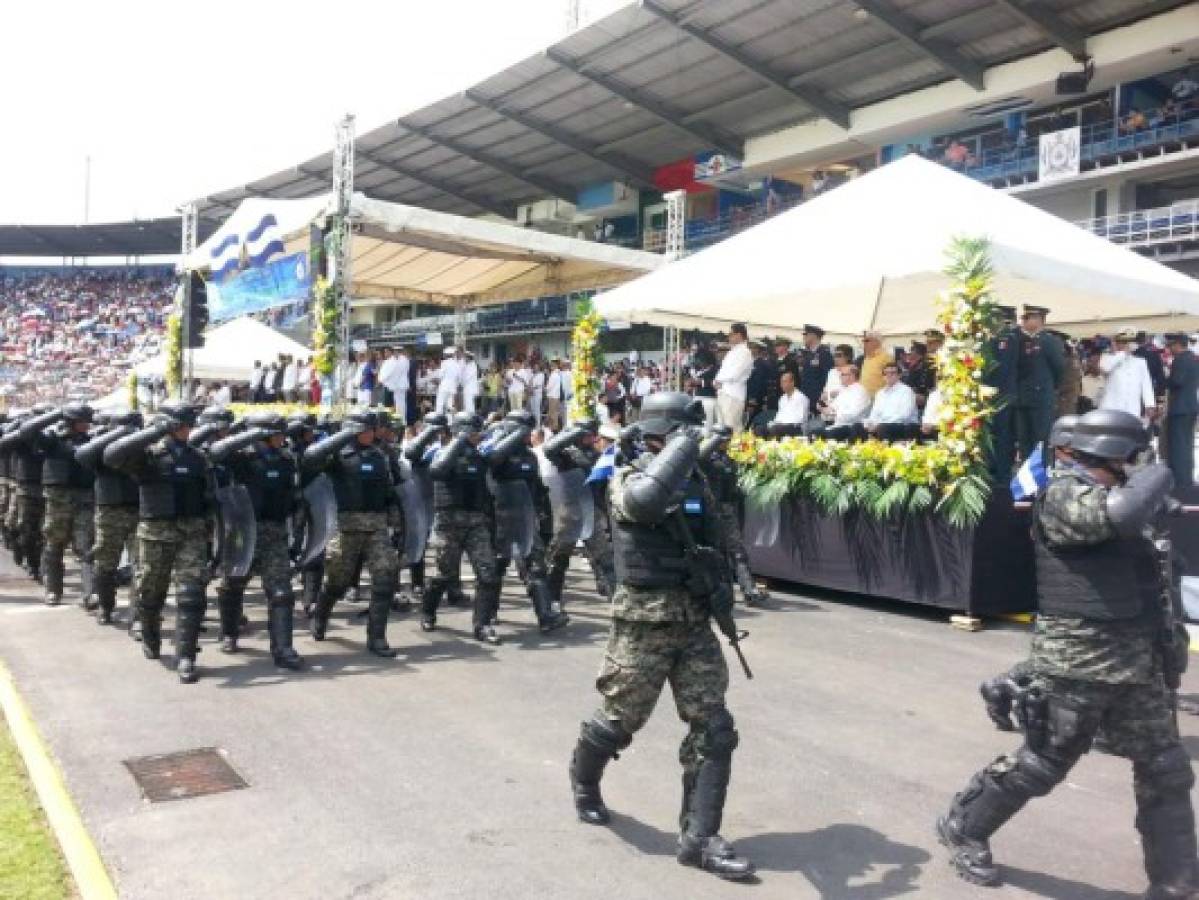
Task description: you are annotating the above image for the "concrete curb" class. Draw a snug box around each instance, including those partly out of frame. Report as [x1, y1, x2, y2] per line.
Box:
[0, 659, 117, 900]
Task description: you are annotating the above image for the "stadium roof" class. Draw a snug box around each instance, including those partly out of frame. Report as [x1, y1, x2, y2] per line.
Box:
[0, 217, 216, 258]
[200, 0, 1189, 219]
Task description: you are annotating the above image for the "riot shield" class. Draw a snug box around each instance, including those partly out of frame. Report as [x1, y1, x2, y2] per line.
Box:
[489, 476, 536, 560]
[545, 466, 594, 546]
[214, 484, 257, 578]
[298, 474, 337, 569]
[396, 478, 429, 566]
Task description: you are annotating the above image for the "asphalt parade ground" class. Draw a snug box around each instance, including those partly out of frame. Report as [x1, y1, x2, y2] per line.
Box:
[0, 555, 1192, 900]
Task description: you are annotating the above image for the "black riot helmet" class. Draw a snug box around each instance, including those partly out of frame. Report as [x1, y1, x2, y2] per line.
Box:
[62, 402, 94, 424]
[638, 391, 705, 439]
[155, 402, 198, 431]
[116, 410, 144, 429]
[504, 409, 536, 430]
[199, 405, 234, 427]
[423, 412, 449, 429]
[1070, 409, 1148, 462]
[374, 409, 395, 433]
[246, 412, 286, 435]
[451, 412, 483, 436]
[343, 410, 379, 433]
[31, 403, 55, 415]
[1047, 415, 1078, 450]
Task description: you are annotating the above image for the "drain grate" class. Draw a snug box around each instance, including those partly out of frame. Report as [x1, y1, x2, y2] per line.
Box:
[123, 747, 247, 803]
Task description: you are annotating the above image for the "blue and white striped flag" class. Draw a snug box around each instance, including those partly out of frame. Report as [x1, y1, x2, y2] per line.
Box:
[421, 440, 442, 465]
[210, 213, 286, 281]
[586, 445, 618, 484]
[1010, 443, 1048, 500]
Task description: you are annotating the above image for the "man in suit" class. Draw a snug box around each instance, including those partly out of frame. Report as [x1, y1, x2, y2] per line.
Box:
[1135, 330, 1167, 399]
[797, 324, 833, 414]
[1165, 332, 1198, 489]
[1014, 305, 1065, 460]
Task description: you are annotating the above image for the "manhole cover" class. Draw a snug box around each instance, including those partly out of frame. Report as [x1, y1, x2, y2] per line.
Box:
[123, 747, 247, 803]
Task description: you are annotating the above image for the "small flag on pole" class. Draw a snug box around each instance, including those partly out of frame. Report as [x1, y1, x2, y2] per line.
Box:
[586, 445, 618, 484]
[1011, 443, 1048, 500]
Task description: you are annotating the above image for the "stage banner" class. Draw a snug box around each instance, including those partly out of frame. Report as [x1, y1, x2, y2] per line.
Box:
[1038, 126, 1080, 183]
[208, 252, 312, 322]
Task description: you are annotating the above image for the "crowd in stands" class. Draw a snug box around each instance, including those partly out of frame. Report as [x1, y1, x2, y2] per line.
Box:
[0, 268, 173, 409]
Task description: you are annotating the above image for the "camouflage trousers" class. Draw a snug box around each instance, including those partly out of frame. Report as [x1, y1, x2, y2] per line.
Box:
[92, 505, 139, 574]
[0, 480, 11, 533]
[431, 509, 498, 586]
[136, 518, 210, 610]
[323, 512, 398, 598]
[221, 521, 294, 602]
[42, 487, 94, 566]
[547, 527, 613, 596]
[597, 618, 730, 775]
[14, 487, 45, 568]
[719, 501, 749, 568]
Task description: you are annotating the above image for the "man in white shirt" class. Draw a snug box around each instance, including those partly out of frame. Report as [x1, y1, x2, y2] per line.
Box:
[528, 363, 546, 425]
[767, 371, 810, 436]
[281, 355, 299, 402]
[214, 381, 232, 406]
[297, 358, 313, 404]
[508, 359, 530, 414]
[390, 348, 411, 423]
[461, 351, 480, 413]
[435, 347, 463, 414]
[248, 360, 266, 403]
[1099, 329, 1156, 421]
[819, 365, 871, 440]
[545, 358, 567, 431]
[378, 348, 400, 408]
[864, 363, 920, 440]
[714, 323, 753, 433]
[628, 366, 655, 424]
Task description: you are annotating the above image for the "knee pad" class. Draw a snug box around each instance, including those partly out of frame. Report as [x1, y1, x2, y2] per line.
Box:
[702, 708, 739, 761]
[1006, 746, 1071, 797]
[1137, 745, 1196, 795]
[265, 585, 295, 606]
[175, 586, 207, 613]
[582, 715, 633, 755]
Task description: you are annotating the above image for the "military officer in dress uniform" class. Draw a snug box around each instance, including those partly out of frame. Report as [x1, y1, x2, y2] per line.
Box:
[104, 403, 213, 684]
[796, 325, 833, 416]
[568, 392, 754, 882]
[938, 410, 1198, 897]
[985, 305, 1021, 483]
[1013, 305, 1064, 461]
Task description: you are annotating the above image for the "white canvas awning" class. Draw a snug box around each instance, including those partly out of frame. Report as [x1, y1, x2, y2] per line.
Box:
[187, 193, 661, 306]
[595, 156, 1199, 340]
[135, 317, 310, 383]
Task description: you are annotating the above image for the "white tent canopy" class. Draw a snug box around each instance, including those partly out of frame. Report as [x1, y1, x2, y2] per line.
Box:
[187, 194, 662, 305]
[134, 317, 310, 383]
[595, 156, 1199, 340]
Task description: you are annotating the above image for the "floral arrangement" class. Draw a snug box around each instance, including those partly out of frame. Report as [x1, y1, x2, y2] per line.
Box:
[228, 402, 322, 419]
[164, 312, 183, 398]
[311, 276, 338, 377]
[569, 305, 602, 422]
[126, 372, 138, 411]
[728, 237, 998, 528]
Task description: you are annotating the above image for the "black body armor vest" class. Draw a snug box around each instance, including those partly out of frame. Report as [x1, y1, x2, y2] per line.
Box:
[239, 448, 298, 522]
[611, 473, 709, 589]
[139, 440, 209, 519]
[329, 445, 391, 513]
[433, 447, 488, 513]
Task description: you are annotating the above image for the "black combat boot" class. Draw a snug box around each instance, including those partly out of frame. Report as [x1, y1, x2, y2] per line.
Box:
[979, 676, 1019, 732]
[309, 588, 337, 641]
[546, 562, 567, 608]
[446, 580, 470, 607]
[529, 579, 568, 634]
[735, 561, 768, 605]
[420, 579, 446, 632]
[10, 532, 23, 568]
[570, 717, 631, 826]
[216, 585, 243, 653]
[267, 599, 304, 670]
[173, 587, 207, 684]
[472, 579, 501, 645]
[937, 770, 1029, 886]
[1138, 786, 1199, 899]
[301, 567, 322, 618]
[41, 548, 63, 606]
[679, 771, 697, 832]
[365, 591, 399, 658]
[78, 560, 97, 611]
[93, 570, 117, 625]
[677, 721, 754, 881]
[138, 601, 162, 660]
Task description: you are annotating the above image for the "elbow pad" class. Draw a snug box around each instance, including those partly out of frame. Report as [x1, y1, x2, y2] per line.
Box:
[403, 426, 441, 463]
[208, 430, 262, 463]
[622, 433, 700, 523]
[302, 431, 355, 471]
[187, 423, 223, 448]
[487, 428, 529, 467]
[103, 425, 166, 469]
[429, 435, 469, 478]
[1106, 466, 1175, 539]
[544, 427, 584, 459]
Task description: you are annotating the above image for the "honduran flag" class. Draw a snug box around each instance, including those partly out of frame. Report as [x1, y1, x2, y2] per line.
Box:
[586, 445, 618, 484]
[209, 213, 286, 281]
[1010, 443, 1049, 500]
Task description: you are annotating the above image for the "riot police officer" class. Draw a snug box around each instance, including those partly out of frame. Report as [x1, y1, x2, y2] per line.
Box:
[208, 413, 304, 669]
[543, 419, 607, 607]
[485, 410, 567, 634]
[400, 412, 447, 605]
[77, 411, 142, 626]
[568, 392, 754, 881]
[422, 412, 502, 644]
[938, 410, 1198, 896]
[37, 403, 97, 607]
[301, 410, 399, 658]
[0, 404, 60, 581]
[104, 403, 212, 684]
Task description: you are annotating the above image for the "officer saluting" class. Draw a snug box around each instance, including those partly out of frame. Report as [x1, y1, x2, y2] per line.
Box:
[938, 410, 1199, 896]
[1013, 304, 1064, 460]
[568, 392, 754, 882]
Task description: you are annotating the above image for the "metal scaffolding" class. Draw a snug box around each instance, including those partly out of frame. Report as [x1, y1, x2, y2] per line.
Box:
[178, 201, 198, 400]
[331, 114, 356, 401]
[664, 189, 686, 261]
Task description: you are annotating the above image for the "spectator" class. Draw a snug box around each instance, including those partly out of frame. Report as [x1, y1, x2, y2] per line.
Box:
[462, 351, 481, 414]
[767, 371, 810, 437]
[921, 388, 942, 440]
[1078, 353, 1103, 413]
[378, 348, 401, 408]
[1099, 328, 1156, 421]
[714, 323, 753, 433]
[601, 371, 626, 424]
[281, 354, 299, 403]
[213, 381, 232, 406]
[797, 325, 833, 413]
[1134, 331, 1167, 399]
[1165, 332, 1198, 489]
[863, 363, 919, 441]
[821, 344, 855, 409]
[628, 365, 655, 424]
[249, 360, 266, 403]
[902, 341, 935, 408]
[858, 331, 890, 395]
[1055, 336, 1082, 418]
[817, 365, 871, 440]
[689, 345, 719, 425]
[528, 361, 545, 424]
[356, 351, 377, 407]
[506, 357, 528, 414]
[297, 357, 313, 405]
[544, 358, 567, 429]
[744, 341, 773, 432]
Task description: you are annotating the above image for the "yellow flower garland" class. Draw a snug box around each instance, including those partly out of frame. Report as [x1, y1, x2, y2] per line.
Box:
[729, 237, 996, 527]
[569, 309, 602, 422]
[164, 312, 183, 398]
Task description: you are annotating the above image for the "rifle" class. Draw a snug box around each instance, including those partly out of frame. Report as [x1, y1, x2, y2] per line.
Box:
[672, 506, 753, 680]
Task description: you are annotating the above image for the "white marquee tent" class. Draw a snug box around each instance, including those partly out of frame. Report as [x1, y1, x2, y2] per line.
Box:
[595, 156, 1199, 340]
[133, 317, 311, 383]
[186, 193, 661, 305]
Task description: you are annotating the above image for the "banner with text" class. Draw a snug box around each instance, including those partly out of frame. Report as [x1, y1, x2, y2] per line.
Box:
[208, 252, 312, 322]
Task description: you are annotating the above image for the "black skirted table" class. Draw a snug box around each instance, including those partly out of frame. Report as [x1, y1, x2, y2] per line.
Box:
[745, 485, 1199, 617]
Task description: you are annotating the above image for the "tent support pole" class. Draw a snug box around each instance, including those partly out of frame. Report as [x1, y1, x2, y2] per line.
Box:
[866, 275, 886, 334]
[454, 297, 467, 350]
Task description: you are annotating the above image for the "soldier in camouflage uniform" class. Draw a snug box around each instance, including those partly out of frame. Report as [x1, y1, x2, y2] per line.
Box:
[938, 409, 1199, 897]
[0, 413, 13, 555]
[0, 404, 60, 581]
[569, 392, 754, 882]
[0, 414, 26, 566]
[401, 412, 447, 605]
[208, 413, 304, 669]
[301, 410, 399, 658]
[77, 411, 142, 626]
[543, 419, 610, 607]
[700, 426, 768, 606]
[421, 412, 502, 644]
[36, 403, 97, 607]
[104, 403, 213, 684]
